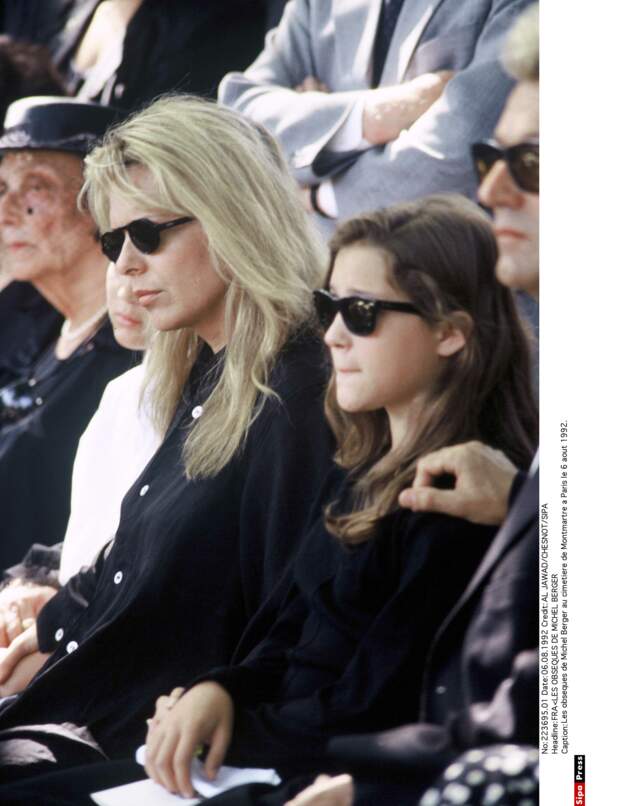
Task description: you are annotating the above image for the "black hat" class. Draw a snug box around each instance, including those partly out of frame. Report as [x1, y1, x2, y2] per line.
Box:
[0, 96, 124, 157]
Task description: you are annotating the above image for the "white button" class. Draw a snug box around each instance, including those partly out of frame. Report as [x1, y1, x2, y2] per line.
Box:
[35, 397, 43, 406]
[66, 641, 79, 653]
[191, 405, 203, 419]
[139, 484, 150, 496]
[114, 571, 123, 585]
[435, 685, 447, 695]
[28, 378, 36, 387]
[55, 628, 64, 642]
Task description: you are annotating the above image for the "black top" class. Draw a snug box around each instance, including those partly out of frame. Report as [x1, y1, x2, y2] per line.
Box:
[0, 332, 333, 759]
[327, 469, 539, 806]
[199, 470, 496, 778]
[0, 318, 137, 570]
[0, 281, 62, 389]
[50, 0, 268, 110]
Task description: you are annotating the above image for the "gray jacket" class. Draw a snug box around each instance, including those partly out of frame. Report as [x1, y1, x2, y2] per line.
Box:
[220, 0, 534, 232]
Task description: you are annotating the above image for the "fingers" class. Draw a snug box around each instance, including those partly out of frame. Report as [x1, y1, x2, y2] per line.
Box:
[295, 76, 328, 92]
[413, 447, 459, 488]
[0, 625, 38, 684]
[3, 605, 25, 646]
[204, 720, 231, 781]
[173, 731, 199, 797]
[401, 486, 464, 518]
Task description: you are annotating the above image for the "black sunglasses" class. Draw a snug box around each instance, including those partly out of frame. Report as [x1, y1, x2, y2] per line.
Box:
[471, 140, 539, 194]
[100, 216, 194, 263]
[313, 289, 422, 336]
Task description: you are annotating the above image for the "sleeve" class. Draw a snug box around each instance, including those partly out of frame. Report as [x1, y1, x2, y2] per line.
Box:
[190, 576, 311, 705]
[236, 371, 334, 619]
[453, 648, 539, 746]
[36, 544, 108, 652]
[2, 542, 63, 589]
[229, 515, 494, 762]
[218, 0, 370, 186]
[328, 0, 529, 218]
[329, 649, 538, 801]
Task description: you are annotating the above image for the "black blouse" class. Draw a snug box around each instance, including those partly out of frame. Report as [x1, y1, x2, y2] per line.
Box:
[0, 332, 333, 759]
[0, 281, 62, 389]
[200, 471, 497, 777]
[0, 318, 137, 569]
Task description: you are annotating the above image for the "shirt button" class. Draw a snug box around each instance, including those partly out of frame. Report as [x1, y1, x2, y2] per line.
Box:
[191, 405, 203, 419]
[114, 571, 123, 585]
[139, 484, 150, 496]
[66, 641, 79, 653]
[55, 628, 64, 642]
[435, 685, 447, 695]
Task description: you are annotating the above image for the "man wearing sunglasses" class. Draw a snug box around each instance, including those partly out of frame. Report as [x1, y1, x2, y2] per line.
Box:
[285, 6, 540, 806]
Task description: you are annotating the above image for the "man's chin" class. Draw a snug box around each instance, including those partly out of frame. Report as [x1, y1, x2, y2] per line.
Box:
[495, 255, 538, 296]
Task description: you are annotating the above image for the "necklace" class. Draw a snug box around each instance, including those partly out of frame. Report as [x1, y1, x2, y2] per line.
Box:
[60, 305, 108, 341]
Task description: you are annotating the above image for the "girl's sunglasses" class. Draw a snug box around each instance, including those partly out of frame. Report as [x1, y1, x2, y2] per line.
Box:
[470, 140, 539, 194]
[100, 216, 194, 263]
[313, 289, 422, 336]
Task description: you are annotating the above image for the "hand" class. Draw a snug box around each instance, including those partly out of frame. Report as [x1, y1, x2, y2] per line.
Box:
[362, 70, 453, 145]
[295, 76, 329, 93]
[286, 775, 354, 806]
[0, 581, 57, 648]
[0, 624, 49, 695]
[145, 681, 234, 797]
[399, 441, 518, 525]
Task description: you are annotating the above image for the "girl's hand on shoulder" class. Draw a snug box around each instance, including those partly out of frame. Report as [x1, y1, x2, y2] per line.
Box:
[145, 681, 234, 798]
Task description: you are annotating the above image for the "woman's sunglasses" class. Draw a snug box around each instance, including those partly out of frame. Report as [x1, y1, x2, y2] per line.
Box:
[470, 140, 539, 194]
[313, 289, 422, 336]
[100, 216, 194, 263]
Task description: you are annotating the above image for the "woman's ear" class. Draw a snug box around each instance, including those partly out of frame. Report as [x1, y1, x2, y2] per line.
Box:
[435, 311, 472, 357]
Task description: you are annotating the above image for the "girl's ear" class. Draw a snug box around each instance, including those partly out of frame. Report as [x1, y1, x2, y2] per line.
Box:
[435, 311, 472, 357]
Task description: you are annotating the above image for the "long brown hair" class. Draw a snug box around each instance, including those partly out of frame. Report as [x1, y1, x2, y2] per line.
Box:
[324, 195, 538, 543]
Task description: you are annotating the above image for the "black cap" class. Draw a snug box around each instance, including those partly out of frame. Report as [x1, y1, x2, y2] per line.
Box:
[0, 96, 124, 157]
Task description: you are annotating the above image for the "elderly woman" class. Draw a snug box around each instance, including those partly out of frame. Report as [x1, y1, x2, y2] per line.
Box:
[0, 96, 137, 569]
[0, 94, 332, 782]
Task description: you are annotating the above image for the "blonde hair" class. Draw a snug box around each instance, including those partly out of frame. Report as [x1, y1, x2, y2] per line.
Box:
[503, 3, 539, 82]
[82, 95, 326, 477]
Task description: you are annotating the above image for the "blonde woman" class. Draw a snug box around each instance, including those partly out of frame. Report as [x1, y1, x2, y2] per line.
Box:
[0, 95, 333, 782]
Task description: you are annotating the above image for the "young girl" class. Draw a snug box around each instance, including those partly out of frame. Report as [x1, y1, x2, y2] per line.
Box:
[144, 195, 538, 798]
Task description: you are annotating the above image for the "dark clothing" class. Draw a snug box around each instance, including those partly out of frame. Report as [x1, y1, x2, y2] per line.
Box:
[0, 319, 136, 569]
[0, 281, 62, 389]
[0, 332, 333, 767]
[51, 0, 268, 110]
[195, 476, 496, 779]
[327, 468, 539, 805]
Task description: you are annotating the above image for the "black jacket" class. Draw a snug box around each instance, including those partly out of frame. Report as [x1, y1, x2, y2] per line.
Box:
[0, 334, 333, 760]
[0, 281, 62, 389]
[0, 319, 137, 570]
[328, 468, 539, 804]
[194, 472, 496, 779]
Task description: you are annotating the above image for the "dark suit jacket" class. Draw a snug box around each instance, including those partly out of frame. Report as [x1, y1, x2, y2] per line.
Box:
[329, 468, 539, 803]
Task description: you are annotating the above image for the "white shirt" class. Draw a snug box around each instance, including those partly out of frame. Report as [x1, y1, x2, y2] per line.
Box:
[59, 363, 161, 584]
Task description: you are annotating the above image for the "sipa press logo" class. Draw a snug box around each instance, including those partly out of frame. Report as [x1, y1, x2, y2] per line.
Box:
[574, 754, 585, 805]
